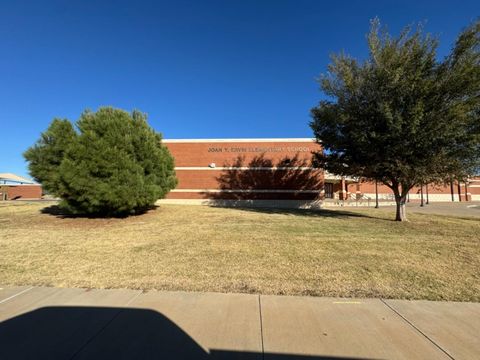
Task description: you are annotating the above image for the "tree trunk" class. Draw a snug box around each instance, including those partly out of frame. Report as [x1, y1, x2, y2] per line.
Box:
[394, 195, 408, 221]
[385, 181, 410, 222]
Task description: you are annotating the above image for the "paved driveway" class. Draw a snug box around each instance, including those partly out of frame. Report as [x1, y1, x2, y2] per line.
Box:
[1, 286, 479, 359]
[404, 201, 480, 218]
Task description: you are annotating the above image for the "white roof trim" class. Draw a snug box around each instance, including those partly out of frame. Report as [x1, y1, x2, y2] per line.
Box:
[174, 166, 317, 170]
[0, 183, 40, 187]
[0, 173, 35, 184]
[171, 189, 322, 193]
[163, 138, 317, 143]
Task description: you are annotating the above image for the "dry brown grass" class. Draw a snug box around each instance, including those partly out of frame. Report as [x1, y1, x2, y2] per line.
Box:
[0, 201, 479, 301]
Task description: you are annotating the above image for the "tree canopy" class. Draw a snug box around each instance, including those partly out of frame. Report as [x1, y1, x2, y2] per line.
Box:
[24, 107, 177, 216]
[310, 19, 480, 221]
[24, 119, 77, 194]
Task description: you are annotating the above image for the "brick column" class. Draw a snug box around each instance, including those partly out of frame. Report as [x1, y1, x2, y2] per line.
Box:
[340, 177, 347, 200]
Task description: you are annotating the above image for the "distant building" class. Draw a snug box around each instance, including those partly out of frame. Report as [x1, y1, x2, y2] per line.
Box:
[0, 173, 42, 200]
[161, 138, 480, 207]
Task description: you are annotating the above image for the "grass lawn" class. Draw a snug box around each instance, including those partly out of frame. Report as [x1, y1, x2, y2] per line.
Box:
[0, 202, 479, 301]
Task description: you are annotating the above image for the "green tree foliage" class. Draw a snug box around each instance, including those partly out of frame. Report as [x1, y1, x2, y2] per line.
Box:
[25, 107, 177, 216]
[24, 119, 77, 194]
[310, 19, 480, 221]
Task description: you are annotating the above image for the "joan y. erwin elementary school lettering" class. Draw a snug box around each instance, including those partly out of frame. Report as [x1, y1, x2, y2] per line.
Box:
[207, 146, 310, 153]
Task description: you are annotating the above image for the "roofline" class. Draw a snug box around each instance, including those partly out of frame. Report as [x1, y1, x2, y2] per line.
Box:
[162, 138, 317, 143]
[0, 183, 40, 186]
[0, 179, 36, 184]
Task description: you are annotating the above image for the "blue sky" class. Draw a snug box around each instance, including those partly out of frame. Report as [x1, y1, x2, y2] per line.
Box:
[1, 0, 479, 178]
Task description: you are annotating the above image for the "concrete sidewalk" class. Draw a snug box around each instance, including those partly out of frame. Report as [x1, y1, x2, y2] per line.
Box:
[0, 286, 478, 359]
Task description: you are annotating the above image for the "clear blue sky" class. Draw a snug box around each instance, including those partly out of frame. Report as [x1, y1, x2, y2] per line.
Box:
[1, 1, 478, 178]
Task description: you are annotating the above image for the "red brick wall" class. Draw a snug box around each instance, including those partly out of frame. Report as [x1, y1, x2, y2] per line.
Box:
[162, 139, 480, 202]
[166, 141, 318, 167]
[174, 169, 324, 190]
[166, 191, 322, 200]
[467, 178, 480, 201]
[164, 140, 324, 200]
[3, 185, 42, 200]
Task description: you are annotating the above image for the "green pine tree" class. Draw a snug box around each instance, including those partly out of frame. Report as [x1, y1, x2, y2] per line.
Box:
[25, 107, 177, 216]
[24, 119, 77, 194]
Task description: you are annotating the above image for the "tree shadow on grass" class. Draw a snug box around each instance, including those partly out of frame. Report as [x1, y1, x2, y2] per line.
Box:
[211, 205, 380, 220]
[205, 154, 386, 221]
[0, 306, 368, 360]
[40, 204, 159, 219]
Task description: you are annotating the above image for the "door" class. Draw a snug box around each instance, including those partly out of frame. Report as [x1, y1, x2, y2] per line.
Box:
[324, 183, 333, 199]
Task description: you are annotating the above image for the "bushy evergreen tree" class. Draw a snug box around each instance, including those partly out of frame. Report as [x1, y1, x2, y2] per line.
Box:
[24, 119, 77, 194]
[311, 19, 480, 221]
[24, 107, 177, 216]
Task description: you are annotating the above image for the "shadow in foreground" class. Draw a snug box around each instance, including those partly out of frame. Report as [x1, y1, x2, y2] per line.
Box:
[40, 205, 158, 219]
[0, 306, 370, 360]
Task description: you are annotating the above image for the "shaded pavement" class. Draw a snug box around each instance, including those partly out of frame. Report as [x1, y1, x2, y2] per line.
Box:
[1, 286, 479, 359]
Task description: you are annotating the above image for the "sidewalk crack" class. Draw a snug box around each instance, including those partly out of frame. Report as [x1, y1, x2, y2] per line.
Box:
[68, 290, 142, 360]
[380, 298, 455, 360]
[0, 286, 34, 305]
[258, 295, 265, 360]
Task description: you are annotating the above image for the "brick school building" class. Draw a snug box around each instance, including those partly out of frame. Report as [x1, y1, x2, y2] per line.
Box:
[162, 138, 479, 207]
